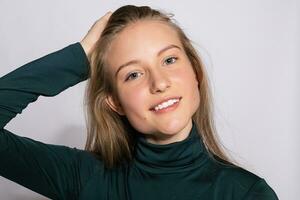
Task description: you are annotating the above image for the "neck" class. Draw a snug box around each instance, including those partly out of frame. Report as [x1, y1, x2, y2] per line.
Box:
[133, 120, 209, 174]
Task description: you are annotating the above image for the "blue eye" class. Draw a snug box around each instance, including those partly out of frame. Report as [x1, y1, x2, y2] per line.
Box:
[124, 57, 178, 82]
[125, 72, 143, 81]
[164, 56, 178, 65]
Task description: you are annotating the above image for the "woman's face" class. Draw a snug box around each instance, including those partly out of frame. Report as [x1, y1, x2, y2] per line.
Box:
[105, 20, 200, 144]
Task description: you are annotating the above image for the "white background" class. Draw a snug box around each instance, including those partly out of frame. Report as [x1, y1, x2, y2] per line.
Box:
[0, 0, 299, 199]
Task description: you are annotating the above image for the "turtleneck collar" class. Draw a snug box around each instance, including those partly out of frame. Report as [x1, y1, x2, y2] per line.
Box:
[133, 121, 209, 174]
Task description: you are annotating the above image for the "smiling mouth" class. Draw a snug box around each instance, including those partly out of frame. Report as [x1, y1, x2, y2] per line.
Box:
[149, 97, 182, 112]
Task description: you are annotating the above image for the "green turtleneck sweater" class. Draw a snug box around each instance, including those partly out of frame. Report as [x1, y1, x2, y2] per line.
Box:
[0, 43, 278, 200]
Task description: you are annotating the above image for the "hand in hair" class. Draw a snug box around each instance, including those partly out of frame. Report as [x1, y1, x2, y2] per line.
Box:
[80, 11, 112, 57]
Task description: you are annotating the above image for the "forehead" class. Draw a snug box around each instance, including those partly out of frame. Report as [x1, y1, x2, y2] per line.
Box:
[106, 20, 182, 68]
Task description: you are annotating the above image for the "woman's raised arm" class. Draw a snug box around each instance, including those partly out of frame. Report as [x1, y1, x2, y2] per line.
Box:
[0, 42, 90, 199]
[0, 12, 111, 199]
[0, 43, 89, 129]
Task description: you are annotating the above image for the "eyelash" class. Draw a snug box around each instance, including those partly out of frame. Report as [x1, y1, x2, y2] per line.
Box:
[125, 56, 178, 81]
[164, 56, 178, 65]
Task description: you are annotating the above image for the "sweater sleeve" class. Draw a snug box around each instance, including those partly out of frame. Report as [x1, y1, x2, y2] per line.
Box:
[243, 179, 279, 200]
[0, 43, 94, 199]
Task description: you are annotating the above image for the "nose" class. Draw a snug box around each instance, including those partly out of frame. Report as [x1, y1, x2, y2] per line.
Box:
[149, 69, 171, 94]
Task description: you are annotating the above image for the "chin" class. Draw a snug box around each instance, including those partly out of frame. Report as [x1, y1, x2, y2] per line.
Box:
[155, 119, 190, 134]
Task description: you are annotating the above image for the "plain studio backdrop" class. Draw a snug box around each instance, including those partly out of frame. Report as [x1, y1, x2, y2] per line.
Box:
[0, 0, 299, 199]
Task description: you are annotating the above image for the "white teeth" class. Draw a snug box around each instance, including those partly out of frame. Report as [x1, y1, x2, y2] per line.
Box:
[154, 98, 180, 111]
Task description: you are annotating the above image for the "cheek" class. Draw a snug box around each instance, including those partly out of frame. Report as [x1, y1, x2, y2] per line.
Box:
[117, 85, 148, 115]
[174, 64, 198, 88]
[175, 65, 200, 106]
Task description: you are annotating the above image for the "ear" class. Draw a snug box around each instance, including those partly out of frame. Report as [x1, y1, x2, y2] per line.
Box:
[105, 95, 125, 116]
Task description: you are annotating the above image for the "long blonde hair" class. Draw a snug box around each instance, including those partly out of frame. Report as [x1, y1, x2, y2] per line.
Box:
[84, 5, 237, 169]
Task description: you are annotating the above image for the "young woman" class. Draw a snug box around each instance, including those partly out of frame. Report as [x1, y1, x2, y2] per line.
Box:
[0, 5, 278, 200]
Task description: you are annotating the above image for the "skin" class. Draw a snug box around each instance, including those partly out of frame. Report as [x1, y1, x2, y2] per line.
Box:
[80, 12, 112, 58]
[104, 20, 201, 145]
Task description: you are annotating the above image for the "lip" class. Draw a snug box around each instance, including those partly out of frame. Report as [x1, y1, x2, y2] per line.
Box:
[149, 96, 182, 111]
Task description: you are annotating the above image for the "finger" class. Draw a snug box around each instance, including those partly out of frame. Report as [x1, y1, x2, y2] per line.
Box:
[93, 12, 111, 27]
[104, 11, 112, 18]
[101, 11, 112, 21]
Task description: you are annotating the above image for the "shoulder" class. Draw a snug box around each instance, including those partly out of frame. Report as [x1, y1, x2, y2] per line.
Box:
[206, 156, 279, 199]
[73, 148, 105, 174]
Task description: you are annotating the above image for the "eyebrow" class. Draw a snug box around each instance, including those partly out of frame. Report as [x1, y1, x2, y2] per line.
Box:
[115, 44, 181, 78]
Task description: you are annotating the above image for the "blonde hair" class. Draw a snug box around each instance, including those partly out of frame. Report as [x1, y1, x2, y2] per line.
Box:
[84, 5, 237, 169]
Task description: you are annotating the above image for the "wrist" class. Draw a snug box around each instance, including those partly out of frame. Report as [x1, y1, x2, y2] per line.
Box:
[80, 40, 90, 57]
